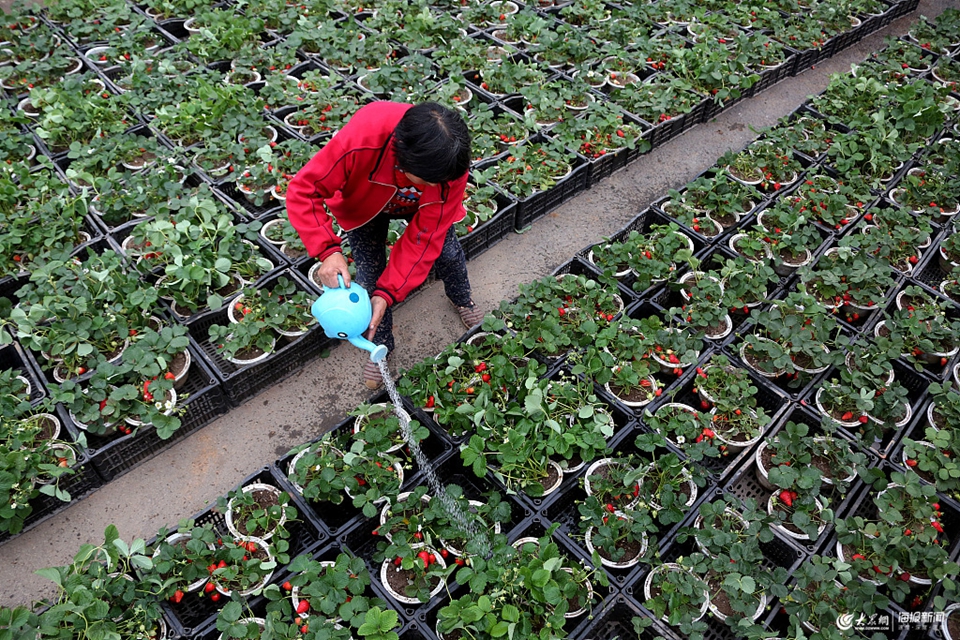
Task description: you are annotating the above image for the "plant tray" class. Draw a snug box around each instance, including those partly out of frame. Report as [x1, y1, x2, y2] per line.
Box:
[0, 406, 102, 544]
[158, 465, 327, 638]
[459, 189, 518, 261]
[510, 155, 589, 232]
[574, 207, 706, 307]
[0, 342, 48, 408]
[188, 268, 333, 406]
[541, 430, 717, 587]
[86, 340, 229, 482]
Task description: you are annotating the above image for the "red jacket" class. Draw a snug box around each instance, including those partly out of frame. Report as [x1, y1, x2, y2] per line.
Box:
[286, 101, 467, 307]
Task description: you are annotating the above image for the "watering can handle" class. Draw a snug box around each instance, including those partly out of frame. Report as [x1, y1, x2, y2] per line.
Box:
[336, 274, 346, 289]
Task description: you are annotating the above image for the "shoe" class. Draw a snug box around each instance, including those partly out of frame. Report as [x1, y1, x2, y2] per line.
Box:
[452, 300, 485, 330]
[363, 359, 389, 390]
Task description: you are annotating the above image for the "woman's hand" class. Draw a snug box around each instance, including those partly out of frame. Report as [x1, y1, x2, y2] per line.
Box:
[317, 252, 351, 288]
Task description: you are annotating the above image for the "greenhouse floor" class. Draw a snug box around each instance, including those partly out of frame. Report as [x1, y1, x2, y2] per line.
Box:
[0, 0, 954, 607]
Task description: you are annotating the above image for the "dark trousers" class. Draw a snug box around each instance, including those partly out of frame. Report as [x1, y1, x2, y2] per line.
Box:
[346, 218, 472, 352]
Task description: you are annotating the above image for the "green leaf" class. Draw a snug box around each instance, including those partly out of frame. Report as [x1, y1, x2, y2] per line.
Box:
[35, 567, 62, 587]
[221, 601, 243, 623]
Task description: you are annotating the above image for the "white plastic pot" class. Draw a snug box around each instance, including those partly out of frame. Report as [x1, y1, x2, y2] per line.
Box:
[561, 567, 593, 618]
[603, 375, 658, 408]
[643, 563, 709, 623]
[641, 462, 697, 510]
[379, 491, 431, 546]
[154, 532, 213, 593]
[222, 335, 277, 366]
[214, 537, 274, 597]
[379, 548, 446, 604]
[354, 404, 410, 454]
[766, 493, 826, 541]
[693, 508, 747, 557]
[739, 339, 783, 379]
[814, 387, 863, 428]
[584, 523, 646, 568]
[225, 482, 288, 541]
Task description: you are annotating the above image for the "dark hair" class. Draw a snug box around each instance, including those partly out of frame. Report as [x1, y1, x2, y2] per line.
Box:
[393, 102, 471, 184]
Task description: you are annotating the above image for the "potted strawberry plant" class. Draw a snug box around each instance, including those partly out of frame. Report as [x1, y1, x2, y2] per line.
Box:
[756, 418, 862, 492]
[835, 472, 959, 603]
[579, 494, 654, 568]
[799, 244, 895, 320]
[719, 258, 778, 315]
[221, 482, 296, 542]
[489, 273, 623, 359]
[901, 425, 960, 499]
[474, 139, 573, 201]
[643, 559, 710, 634]
[670, 273, 732, 340]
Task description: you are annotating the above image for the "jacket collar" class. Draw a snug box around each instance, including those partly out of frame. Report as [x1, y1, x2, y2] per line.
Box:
[368, 133, 448, 205]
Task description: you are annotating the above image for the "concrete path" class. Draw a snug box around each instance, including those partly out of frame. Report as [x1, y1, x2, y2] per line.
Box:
[0, 0, 953, 607]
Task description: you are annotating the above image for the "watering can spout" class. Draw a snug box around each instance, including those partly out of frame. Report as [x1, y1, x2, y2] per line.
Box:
[311, 274, 389, 363]
[348, 336, 389, 362]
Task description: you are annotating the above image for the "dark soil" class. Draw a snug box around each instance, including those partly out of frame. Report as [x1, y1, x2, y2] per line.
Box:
[588, 462, 635, 508]
[170, 350, 188, 379]
[124, 150, 157, 169]
[233, 488, 280, 537]
[933, 408, 947, 430]
[283, 245, 309, 260]
[703, 316, 730, 338]
[217, 278, 242, 299]
[595, 535, 643, 564]
[743, 348, 778, 374]
[609, 381, 653, 404]
[707, 572, 735, 617]
[778, 247, 808, 265]
[38, 415, 58, 441]
[535, 464, 561, 496]
[711, 211, 738, 228]
[949, 610, 960, 639]
[233, 344, 269, 361]
[792, 352, 815, 371]
[385, 565, 439, 599]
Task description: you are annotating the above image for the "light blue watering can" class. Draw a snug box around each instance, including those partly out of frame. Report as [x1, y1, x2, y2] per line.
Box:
[311, 274, 388, 363]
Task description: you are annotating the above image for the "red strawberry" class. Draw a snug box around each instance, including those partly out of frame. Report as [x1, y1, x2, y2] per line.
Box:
[297, 600, 310, 614]
[841, 411, 854, 421]
[858, 415, 868, 424]
[906, 459, 917, 467]
[204, 582, 216, 593]
[425, 395, 435, 408]
[604, 503, 615, 513]
[283, 581, 292, 591]
[779, 489, 793, 507]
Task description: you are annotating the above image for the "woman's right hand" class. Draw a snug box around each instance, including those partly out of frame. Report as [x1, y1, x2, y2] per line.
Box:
[317, 252, 351, 288]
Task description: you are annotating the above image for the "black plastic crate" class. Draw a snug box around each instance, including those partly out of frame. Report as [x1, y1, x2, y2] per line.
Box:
[87, 340, 228, 482]
[752, 55, 797, 94]
[0, 405, 102, 544]
[159, 465, 327, 637]
[508, 156, 589, 231]
[576, 207, 706, 306]
[459, 189, 518, 261]
[188, 268, 334, 406]
[0, 341, 48, 408]
[541, 430, 716, 587]
[803, 359, 932, 460]
[569, 595, 673, 640]
[415, 516, 614, 632]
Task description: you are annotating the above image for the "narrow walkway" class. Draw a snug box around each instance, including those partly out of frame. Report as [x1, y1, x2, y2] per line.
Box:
[0, 0, 952, 605]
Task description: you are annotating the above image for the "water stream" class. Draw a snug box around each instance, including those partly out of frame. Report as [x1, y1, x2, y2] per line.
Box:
[378, 360, 491, 558]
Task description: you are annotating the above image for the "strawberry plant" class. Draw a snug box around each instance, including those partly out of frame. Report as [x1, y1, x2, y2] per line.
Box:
[799, 243, 894, 310]
[180, 10, 267, 64]
[836, 471, 959, 608]
[745, 291, 844, 376]
[579, 493, 655, 565]
[719, 257, 777, 312]
[643, 559, 710, 636]
[902, 426, 960, 499]
[468, 105, 534, 162]
[928, 382, 960, 431]
[437, 525, 603, 635]
[218, 483, 297, 541]
[474, 139, 573, 200]
[376, 534, 447, 603]
[456, 183, 501, 237]
[278, 552, 378, 626]
[359, 53, 438, 101]
[608, 74, 702, 125]
[782, 555, 888, 637]
[643, 404, 719, 463]
[893, 167, 960, 214]
[0, 407, 80, 534]
[764, 419, 863, 491]
[475, 59, 547, 96]
[420, 484, 512, 558]
[551, 101, 649, 160]
[489, 273, 622, 357]
[671, 272, 729, 339]
[35, 525, 167, 637]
